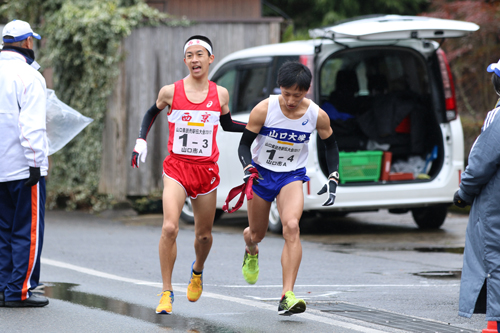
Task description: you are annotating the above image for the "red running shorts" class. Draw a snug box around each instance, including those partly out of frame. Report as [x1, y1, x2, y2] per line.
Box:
[163, 155, 220, 199]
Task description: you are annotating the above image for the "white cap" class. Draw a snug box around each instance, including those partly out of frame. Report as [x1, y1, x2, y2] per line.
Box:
[2, 19, 41, 43]
[487, 59, 500, 77]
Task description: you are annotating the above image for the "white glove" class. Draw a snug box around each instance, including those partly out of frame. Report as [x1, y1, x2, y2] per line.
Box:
[131, 138, 148, 168]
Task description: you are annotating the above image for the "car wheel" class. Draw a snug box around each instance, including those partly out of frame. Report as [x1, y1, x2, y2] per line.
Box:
[268, 200, 282, 234]
[180, 199, 224, 224]
[411, 205, 448, 229]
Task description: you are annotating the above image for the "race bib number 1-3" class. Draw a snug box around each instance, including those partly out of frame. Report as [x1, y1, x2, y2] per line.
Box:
[172, 122, 213, 157]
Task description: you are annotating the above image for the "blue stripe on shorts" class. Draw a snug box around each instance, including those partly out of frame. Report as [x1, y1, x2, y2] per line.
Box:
[251, 162, 310, 202]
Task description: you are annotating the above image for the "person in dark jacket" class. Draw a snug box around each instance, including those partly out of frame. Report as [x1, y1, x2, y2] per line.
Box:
[454, 59, 500, 331]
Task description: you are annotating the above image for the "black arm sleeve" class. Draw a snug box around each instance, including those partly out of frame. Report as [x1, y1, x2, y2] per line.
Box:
[238, 128, 258, 168]
[323, 132, 340, 175]
[138, 103, 163, 140]
[220, 112, 247, 132]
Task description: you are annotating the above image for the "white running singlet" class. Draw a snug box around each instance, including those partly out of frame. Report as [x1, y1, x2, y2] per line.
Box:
[252, 95, 319, 172]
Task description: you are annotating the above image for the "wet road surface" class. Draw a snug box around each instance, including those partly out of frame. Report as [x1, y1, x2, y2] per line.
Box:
[0, 209, 485, 332]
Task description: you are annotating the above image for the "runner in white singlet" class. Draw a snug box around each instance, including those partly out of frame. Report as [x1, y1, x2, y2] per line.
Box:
[237, 61, 340, 315]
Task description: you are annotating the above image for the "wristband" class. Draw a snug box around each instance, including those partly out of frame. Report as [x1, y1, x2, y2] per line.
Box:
[328, 171, 340, 181]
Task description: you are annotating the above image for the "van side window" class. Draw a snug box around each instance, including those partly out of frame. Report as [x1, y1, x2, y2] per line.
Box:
[215, 69, 237, 111]
[213, 62, 271, 114]
[235, 65, 270, 113]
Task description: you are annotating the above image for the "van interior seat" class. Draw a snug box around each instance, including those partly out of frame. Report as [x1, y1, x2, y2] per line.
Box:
[368, 73, 388, 96]
[324, 69, 368, 151]
[356, 91, 427, 156]
[329, 69, 359, 115]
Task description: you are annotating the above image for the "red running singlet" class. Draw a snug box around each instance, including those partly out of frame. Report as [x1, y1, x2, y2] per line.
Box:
[167, 79, 222, 164]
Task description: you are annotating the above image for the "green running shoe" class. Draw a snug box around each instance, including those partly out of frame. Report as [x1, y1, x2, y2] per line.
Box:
[241, 251, 259, 284]
[278, 291, 306, 316]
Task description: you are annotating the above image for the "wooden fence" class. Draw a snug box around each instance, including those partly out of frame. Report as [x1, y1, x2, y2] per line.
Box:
[98, 21, 281, 199]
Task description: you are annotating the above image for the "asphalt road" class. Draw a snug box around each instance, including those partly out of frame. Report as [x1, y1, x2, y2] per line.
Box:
[0, 208, 488, 333]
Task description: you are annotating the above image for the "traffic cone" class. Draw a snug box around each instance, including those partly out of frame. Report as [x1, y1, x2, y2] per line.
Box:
[483, 321, 497, 333]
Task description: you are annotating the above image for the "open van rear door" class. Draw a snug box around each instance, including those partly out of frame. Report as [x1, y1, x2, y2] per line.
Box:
[310, 15, 479, 40]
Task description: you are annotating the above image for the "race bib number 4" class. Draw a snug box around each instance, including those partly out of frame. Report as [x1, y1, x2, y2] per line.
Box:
[257, 137, 302, 171]
[173, 122, 213, 157]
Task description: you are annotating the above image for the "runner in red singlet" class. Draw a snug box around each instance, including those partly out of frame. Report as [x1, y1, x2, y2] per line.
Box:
[131, 35, 246, 314]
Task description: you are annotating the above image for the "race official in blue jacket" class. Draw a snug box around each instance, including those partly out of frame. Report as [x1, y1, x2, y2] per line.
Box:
[0, 20, 49, 308]
[455, 59, 500, 329]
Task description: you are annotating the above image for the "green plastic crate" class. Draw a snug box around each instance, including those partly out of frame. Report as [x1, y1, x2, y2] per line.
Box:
[338, 151, 383, 184]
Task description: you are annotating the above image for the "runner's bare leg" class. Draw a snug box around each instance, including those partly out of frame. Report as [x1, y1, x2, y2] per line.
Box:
[245, 194, 272, 255]
[276, 181, 303, 294]
[159, 176, 186, 291]
[190, 190, 217, 272]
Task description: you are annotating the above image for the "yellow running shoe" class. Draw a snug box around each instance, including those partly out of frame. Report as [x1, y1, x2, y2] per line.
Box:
[156, 290, 174, 314]
[242, 251, 259, 284]
[187, 261, 203, 302]
[278, 291, 306, 316]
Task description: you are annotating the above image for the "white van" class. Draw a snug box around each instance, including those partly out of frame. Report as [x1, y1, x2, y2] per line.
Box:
[182, 15, 479, 232]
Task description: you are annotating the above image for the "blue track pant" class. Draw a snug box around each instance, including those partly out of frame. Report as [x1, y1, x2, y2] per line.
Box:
[0, 178, 45, 302]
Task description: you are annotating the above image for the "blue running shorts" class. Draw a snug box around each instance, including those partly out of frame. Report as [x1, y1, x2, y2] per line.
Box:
[251, 162, 310, 202]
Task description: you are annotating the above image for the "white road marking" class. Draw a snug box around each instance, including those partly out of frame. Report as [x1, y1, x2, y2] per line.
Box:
[217, 283, 460, 288]
[42, 257, 448, 333]
[42, 258, 160, 287]
[247, 291, 343, 301]
[204, 312, 245, 316]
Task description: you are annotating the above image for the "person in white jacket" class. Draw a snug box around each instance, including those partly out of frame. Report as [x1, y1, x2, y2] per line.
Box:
[0, 20, 49, 308]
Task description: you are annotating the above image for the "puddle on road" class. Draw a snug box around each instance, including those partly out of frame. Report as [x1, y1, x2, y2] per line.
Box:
[413, 270, 462, 279]
[414, 247, 464, 254]
[328, 244, 465, 255]
[44, 283, 237, 332]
